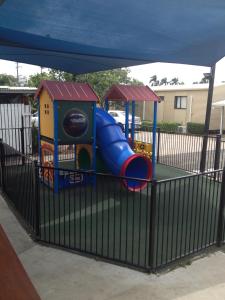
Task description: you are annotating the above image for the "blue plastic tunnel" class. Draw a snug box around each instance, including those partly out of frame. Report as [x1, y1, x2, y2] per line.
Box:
[96, 108, 152, 191]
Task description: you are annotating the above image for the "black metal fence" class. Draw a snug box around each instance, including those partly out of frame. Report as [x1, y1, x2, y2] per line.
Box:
[152, 170, 223, 269]
[1, 140, 225, 272]
[158, 133, 219, 172]
[135, 127, 225, 173]
[37, 166, 152, 270]
[0, 142, 37, 233]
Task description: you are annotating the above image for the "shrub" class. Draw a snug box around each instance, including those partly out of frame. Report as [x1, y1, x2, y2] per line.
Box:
[141, 121, 181, 133]
[187, 122, 204, 134]
[141, 121, 152, 128]
[157, 122, 181, 133]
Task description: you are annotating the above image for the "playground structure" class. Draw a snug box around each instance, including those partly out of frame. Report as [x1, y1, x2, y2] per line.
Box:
[35, 81, 98, 191]
[103, 84, 159, 178]
[36, 81, 159, 192]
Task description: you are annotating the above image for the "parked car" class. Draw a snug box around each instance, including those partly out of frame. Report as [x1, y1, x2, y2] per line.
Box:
[108, 110, 142, 131]
[31, 111, 38, 127]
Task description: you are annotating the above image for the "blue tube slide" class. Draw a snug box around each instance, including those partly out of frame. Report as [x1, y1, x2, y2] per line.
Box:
[96, 108, 152, 191]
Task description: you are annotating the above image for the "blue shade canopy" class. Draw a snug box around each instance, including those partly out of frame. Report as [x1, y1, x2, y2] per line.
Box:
[0, 0, 225, 73]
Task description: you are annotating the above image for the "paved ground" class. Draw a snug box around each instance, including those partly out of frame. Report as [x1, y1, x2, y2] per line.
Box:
[1, 194, 225, 299]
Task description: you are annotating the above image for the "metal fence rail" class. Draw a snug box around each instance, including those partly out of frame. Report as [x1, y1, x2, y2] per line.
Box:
[159, 134, 225, 172]
[135, 128, 225, 173]
[37, 166, 152, 271]
[36, 166, 224, 271]
[1, 140, 225, 272]
[152, 170, 222, 269]
[0, 142, 36, 233]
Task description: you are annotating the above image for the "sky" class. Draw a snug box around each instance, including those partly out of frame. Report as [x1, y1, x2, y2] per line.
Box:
[1, 56, 225, 86]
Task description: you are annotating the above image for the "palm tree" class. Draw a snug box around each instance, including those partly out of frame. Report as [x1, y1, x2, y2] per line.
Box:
[170, 77, 179, 85]
[149, 75, 157, 86]
[200, 73, 210, 84]
[160, 77, 168, 85]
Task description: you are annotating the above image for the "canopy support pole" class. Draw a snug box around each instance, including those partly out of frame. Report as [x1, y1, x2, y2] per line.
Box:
[200, 65, 216, 172]
[220, 106, 224, 135]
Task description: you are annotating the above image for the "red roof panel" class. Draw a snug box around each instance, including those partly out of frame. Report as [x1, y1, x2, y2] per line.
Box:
[104, 84, 159, 102]
[35, 80, 99, 102]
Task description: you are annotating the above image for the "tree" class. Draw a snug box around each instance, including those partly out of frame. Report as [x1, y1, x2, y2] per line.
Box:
[200, 78, 208, 84]
[28, 72, 54, 87]
[170, 77, 179, 85]
[0, 73, 18, 86]
[149, 75, 157, 86]
[160, 77, 168, 85]
[193, 73, 210, 84]
[149, 75, 160, 86]
[28, 68, 143, 106]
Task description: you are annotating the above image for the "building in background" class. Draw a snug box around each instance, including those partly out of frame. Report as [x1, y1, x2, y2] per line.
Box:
[139, 83, 225, 131]
[0, 86, 36, 104]
[0, 86, 36, 153]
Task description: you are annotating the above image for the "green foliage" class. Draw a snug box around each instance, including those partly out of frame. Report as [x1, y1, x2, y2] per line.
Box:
[28, 68, 143, 106]
[141, 121, 181, 132]
[0, 73, 18, 86]
[149, 74, 184, 86]
[141, 120, 152, 128]
[187, 122, 205, 134]
[28, 72, 53, 87]
[157, 122, 181, 132]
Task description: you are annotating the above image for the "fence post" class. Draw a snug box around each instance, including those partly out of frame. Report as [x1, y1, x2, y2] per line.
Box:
[148, 180, 157, 271]
[217, 167, 225, 247]
[214, 134, 221, 170]
[33, 160, 40, 239]
[200, 134, 208, 172]
[0, 139, 5, 191]
[157, 128, 160, 163]
[20, 116, 25, 165]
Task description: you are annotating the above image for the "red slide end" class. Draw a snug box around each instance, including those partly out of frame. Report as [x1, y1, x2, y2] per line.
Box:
[120, 154, 152, 191]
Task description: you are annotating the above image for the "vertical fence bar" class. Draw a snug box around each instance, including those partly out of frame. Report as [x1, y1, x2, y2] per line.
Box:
[217, 168, 225, 246]
[157, 128, 160, 163]
[149, 180, 157, 271]
[34, 161, 40, 239]
[0, 139, 5, 191]
[214, 134, 221, 171]
[20, 116, 25, 165]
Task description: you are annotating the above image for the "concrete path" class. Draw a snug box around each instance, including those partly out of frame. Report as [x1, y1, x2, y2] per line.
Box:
[1, 194, 225, 300]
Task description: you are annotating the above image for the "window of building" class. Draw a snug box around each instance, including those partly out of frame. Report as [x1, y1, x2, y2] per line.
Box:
[159, 96, 165, 102]
[174, 96, 187, 109]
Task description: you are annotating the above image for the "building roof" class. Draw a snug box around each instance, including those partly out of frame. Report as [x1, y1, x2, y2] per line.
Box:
[213, 100, 225, 107]
[152, 84, 210, 92]
[0, 86, 36, 94]
[104, 85, 159, 102]
[35, 80, 99, 102]
[151, 83, 225, 93]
